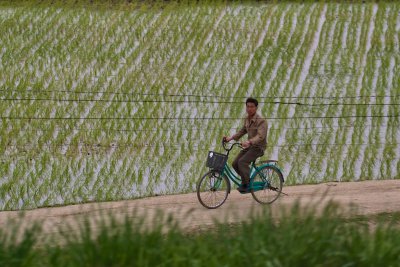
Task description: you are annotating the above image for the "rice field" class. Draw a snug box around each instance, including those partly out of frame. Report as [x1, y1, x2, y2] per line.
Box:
[0, 1, 399, 210]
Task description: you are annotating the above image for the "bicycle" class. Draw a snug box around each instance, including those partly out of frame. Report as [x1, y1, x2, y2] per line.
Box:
[197, 139, 285, 209]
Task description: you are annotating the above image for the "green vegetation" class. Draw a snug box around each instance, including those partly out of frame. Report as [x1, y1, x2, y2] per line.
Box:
[1, 203, 400, 266]
[0, 1, 399, 210]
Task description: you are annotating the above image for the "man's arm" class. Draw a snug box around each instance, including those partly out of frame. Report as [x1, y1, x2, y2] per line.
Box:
[248, 119, 267, 145]
[231, 125, 247, 141]
[225, 124, 247, 142]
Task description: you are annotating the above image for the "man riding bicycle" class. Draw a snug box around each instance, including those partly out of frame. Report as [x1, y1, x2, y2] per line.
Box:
[224, 97, 268, 193]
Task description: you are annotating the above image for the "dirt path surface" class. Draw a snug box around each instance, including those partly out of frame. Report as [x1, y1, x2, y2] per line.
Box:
[1, 180, 399, 236]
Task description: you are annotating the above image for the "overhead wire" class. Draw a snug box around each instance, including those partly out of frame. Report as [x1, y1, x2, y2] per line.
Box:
[3, 142, 399, 150]
[2, 91, 399, 159]
[2, 123, 399, 133]
[1, 97, 400, 106]
[1, 114, 399, 120]
[1, 89, 400, 99]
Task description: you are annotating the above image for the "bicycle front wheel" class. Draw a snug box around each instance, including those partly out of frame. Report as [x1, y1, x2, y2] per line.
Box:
[197, 170, 230, 209]
[251, 166, 283, 204]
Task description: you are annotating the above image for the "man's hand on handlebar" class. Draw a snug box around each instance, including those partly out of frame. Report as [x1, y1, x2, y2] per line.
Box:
[223, 136, 233, 142]
[241, 140, 251, 149]
[222, 136, 251, 150]
[222, 136, 244, 151]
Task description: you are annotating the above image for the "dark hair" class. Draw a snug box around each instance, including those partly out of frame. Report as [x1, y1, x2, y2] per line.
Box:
[246, 97, 258, 107]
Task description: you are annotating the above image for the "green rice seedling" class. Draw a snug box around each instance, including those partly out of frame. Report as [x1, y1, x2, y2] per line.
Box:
[1, 1, 400, 209]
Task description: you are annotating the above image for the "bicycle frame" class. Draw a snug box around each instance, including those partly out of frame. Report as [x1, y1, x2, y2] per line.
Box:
[221, 161, 281, 188]
[209, 141, 283, 193]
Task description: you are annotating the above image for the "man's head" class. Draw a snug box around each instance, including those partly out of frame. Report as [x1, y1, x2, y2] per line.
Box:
[245, 97, 258, 117]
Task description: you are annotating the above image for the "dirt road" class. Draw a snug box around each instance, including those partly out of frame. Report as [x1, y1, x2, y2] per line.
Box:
[1, 180, 399, 236]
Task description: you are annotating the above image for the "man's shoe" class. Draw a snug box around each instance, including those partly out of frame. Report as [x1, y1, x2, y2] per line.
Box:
[237, 184, 249, 193]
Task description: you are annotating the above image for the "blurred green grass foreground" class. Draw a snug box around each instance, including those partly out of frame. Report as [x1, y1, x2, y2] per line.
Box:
[1, 201, 400, 267]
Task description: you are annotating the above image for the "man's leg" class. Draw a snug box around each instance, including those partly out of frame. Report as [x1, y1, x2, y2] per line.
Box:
[237, 147, 264, 186]
[232, 149, 247, 179]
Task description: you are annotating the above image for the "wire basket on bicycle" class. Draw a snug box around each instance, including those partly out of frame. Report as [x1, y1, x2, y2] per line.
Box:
[206, 151, 228, 171]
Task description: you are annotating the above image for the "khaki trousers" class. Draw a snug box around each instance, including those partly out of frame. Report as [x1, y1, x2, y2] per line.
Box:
[232, 146, 264, 185]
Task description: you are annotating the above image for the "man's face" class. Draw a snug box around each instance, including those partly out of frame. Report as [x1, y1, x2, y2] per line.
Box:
[246, 102, 257, 117]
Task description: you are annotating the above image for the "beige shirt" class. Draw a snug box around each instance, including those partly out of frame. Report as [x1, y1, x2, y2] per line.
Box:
[232, 113, 268, 150]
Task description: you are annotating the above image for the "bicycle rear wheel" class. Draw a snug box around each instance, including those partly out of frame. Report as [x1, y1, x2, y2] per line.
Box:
[251, 166, 283, 204]
[197, 170, 230, 209]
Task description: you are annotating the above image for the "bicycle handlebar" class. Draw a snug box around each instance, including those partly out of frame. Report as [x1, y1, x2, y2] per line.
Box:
[222, 138, 243, 152]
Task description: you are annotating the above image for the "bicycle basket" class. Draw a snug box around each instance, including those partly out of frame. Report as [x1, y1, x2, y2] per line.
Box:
[206, 151, 228, 171]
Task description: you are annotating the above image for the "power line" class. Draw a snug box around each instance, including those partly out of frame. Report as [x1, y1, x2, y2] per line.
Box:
[3, 150, 399, 164]
[3, 142, 399, 150]
[1, 89, 399, 100]
[4, 123, 399, 133]
[0, 97, 302, 105]
[1, 114, 399, 120]
[3, 142, 399, 161]
[2, 97, 400, 106]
